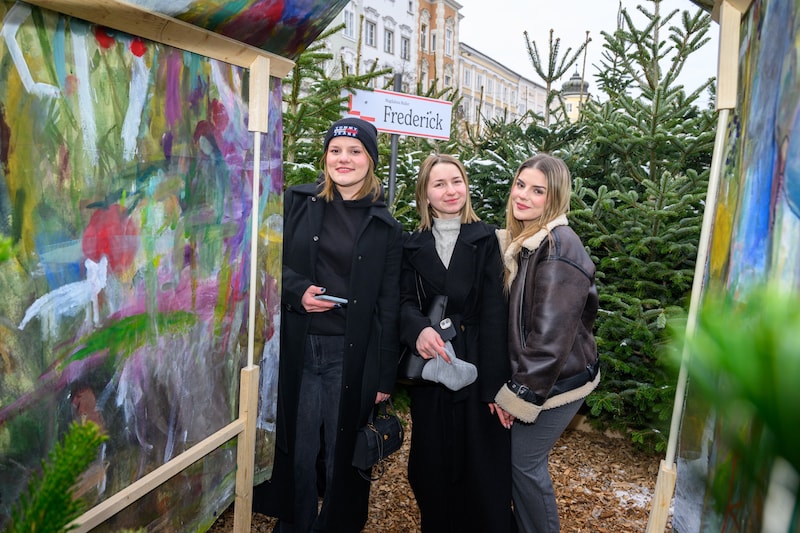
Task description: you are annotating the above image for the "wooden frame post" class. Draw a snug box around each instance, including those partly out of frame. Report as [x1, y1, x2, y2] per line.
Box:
[232, 54, 272, 532]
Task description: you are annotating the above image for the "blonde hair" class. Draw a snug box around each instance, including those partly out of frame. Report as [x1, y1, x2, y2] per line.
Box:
[318, 145, 382, 202]
[505, 153, 571, 241]
[415, 154, 480, 230]
[503, 154, 572, 287]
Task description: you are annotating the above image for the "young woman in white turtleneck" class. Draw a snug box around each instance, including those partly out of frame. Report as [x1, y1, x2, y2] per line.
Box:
[399, 154, 516, 533]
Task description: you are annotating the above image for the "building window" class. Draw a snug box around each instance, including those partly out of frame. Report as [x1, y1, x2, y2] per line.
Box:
[408, 1, 413, 13]
[566, 103, 573, 113]
[444, 74, 451, 86]
[445, 28, 453, 57]
[384, 29, 394, 54]
[401, 36, 410, 60]
[463, 68, 471, 87]
[420, 24, 428, 51]
[343, 8, 355, 39]
[477, 74, 484, 92]
[431, 32, 436, 51]
[365, 20, 376, 47]
[487, 78, 493, 97]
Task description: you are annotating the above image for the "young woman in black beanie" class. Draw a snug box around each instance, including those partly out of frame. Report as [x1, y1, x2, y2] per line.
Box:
[253, 117, 403, 532]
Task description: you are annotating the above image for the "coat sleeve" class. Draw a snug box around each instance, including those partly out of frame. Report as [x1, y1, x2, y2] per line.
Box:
[398, 243, 431, 352]
[477, 234, 510, 402]
[377, 224, 404, 393]
[281, 189, 313, 313]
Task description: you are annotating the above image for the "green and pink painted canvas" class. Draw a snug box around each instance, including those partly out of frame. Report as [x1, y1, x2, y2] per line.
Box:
[0, 0, 345, 530]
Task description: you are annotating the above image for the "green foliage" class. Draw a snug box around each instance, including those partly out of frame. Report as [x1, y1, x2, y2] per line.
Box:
[8, 421, 107, 533]
[567, 1, 715, 451]
[675, 283, 800, 516]
[524, 28, 590, 125]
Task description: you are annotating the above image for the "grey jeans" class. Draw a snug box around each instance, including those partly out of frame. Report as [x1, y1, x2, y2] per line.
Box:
[511, 399, 583, 533]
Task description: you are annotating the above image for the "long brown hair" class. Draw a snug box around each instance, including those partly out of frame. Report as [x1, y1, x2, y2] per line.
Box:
[504, 153, 571, 243]
[501, 154, 572, 289]
[415, 154, 480, 230]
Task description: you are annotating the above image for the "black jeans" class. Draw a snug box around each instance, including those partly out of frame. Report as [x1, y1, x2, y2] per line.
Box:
[281, 334, 344, 533]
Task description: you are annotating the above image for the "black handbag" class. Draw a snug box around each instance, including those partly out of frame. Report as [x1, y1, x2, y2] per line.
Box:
[398, 273, 457, 384]
[352, 400, 404, 480]
[398, 295, 451, 383]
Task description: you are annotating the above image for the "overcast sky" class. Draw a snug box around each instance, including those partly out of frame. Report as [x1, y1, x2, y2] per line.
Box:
[458, 0, 719, 98]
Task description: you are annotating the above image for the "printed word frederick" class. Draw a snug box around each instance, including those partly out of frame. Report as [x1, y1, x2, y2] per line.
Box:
[383, 107, 444, 132]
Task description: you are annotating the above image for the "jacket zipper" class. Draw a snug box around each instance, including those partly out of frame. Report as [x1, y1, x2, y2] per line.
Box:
[517, 249, 531, 348]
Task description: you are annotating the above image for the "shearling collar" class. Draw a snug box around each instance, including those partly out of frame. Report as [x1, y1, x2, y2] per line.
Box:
[496, 214, 569, 290]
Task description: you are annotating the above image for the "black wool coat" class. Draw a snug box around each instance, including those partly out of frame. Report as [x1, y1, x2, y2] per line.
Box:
[399, 221, 514, 532]
[253, 182, 403, 530]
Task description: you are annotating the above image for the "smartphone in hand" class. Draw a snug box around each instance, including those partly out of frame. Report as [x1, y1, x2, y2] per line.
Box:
[314, 294, 348, 305]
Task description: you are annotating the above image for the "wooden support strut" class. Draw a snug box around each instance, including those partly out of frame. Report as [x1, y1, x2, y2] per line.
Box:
[22, 0, 294, 75]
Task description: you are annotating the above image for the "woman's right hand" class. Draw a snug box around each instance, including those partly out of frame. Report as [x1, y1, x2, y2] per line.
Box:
[302, 285, 339, 313]
[415, 326, 451, 363]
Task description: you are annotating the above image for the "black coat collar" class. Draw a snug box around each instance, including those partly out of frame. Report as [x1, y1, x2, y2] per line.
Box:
[404, 221, 497, 308]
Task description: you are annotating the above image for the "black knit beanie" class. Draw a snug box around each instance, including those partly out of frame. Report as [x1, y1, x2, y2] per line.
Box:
[323, 117, 379, 168]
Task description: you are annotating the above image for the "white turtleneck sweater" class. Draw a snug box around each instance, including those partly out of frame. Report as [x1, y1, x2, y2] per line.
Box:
[432, 217, 461, 268]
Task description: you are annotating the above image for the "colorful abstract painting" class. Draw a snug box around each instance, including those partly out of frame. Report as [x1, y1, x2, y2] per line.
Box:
[0, 2, 288, 530]
[125, 0, 349, 59]
[674, 0, 800, 530]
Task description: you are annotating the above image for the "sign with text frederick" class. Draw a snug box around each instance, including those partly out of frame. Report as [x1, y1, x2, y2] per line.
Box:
[343, 88, 452, 140]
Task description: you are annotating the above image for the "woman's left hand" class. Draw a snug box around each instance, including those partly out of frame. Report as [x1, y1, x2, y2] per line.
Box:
[490, 402, 514, 429]
[375, 391, 390, 404]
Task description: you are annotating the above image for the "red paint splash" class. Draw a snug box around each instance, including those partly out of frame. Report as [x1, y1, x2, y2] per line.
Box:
[82, 204, 139, 274]
[94, 26, 115, 49]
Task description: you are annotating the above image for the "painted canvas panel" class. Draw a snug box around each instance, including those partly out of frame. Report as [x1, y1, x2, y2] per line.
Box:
[124, 0, 350, 59]
[0, 2, 284, 530]
[675, 0, 800, 530]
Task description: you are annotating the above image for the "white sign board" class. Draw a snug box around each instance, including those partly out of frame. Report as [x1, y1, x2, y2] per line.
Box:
[342, 88, 452, 140]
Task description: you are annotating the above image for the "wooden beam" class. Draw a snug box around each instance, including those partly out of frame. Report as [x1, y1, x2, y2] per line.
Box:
[67, 419, 245, 532]
[717, 0, 744, 110]
[645, 460, 678, 532]
[23, 0, 294, 77]
[233, 365, 260, 532]
[248, 56, 271, 133]
[711, 0, 752, 22]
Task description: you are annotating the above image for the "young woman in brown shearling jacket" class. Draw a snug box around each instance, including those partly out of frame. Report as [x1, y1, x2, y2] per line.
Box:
[494, 153, 601, 533]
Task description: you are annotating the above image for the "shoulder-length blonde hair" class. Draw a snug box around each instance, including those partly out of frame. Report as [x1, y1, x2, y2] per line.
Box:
[415, 154, 480, 230]
[504, 153, 572, 243]
[317, 147, 383, 202]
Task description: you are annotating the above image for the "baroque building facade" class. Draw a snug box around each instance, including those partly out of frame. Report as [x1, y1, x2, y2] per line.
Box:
[321, 0, 549, 131]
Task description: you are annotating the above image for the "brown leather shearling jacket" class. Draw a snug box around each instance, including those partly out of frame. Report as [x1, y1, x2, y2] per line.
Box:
[500, 222, 600, 408]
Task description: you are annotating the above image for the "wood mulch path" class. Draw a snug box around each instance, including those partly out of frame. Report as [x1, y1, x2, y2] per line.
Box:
[209, 413, 673, 532]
